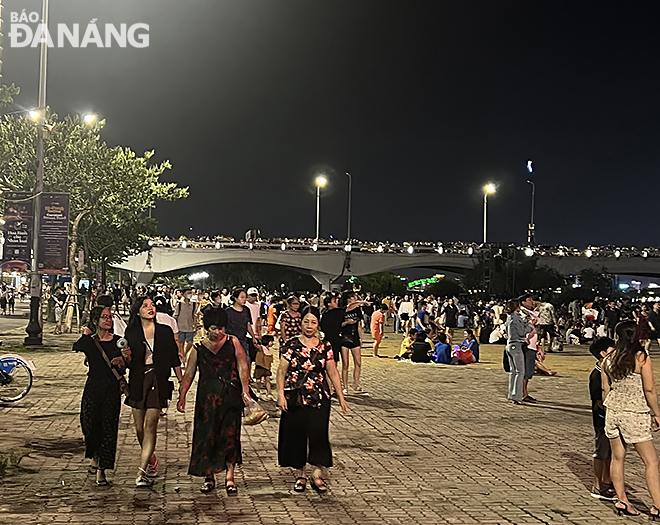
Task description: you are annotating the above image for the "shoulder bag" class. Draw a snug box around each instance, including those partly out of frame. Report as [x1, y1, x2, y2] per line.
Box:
[92, 336, 130, 397]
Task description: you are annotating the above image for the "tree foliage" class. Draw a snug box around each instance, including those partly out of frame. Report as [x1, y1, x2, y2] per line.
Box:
[355, 271, 407, 297]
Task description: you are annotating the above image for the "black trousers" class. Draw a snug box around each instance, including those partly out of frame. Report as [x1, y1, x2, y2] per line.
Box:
[278, 399, 332, 469]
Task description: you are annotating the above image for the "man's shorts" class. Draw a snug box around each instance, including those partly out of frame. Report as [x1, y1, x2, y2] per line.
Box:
[605, 410, 652, 444]
[593, 427, 611, 460]
[178, 331, 194, 343]
[537, 324, 555, 339]
[523, 347, 537, 380]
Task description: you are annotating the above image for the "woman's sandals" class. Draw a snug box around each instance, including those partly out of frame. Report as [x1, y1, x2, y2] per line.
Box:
[293, 477, 307, 493]
[200, 477, 216, 493]
[311, 476, 328, 494]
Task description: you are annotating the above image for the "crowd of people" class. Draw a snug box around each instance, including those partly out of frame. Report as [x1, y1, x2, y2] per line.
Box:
[70, 280, 660, 518]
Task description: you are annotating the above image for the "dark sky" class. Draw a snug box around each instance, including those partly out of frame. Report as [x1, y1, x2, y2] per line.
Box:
[3, 1, 660, 248]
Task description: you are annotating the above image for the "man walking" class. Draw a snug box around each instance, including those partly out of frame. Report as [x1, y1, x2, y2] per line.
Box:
[174, 288, 198, 366]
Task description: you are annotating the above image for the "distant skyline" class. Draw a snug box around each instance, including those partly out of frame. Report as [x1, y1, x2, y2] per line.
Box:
[3, 1, 660, 248]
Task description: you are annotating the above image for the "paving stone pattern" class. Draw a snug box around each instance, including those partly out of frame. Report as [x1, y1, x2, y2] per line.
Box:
[0, 333, 655, 524]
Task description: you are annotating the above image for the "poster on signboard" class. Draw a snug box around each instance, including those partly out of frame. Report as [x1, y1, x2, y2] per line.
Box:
[2, 192, 33, 273]
[37, 193, 70, 274]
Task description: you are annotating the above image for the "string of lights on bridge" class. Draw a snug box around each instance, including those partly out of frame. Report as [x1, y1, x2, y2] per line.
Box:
[146, 237, 660, 260]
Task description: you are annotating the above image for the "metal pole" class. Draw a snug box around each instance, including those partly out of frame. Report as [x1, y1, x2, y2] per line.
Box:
[25, 0, 49, 345]
[315, 185, 320, 241]
[526, 179, 535, 245]
[483, 192, 487, 244]
[345, 172, 352, 241]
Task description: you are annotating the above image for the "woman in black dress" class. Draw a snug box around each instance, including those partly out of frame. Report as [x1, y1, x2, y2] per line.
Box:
[339, 292, 365, 395]
[177, 307, 251, 494]
[277, 306, 348, 494]
[74, 306, 126, 486]
[225, 288, 260, 366]
[124, 297, 182, 487]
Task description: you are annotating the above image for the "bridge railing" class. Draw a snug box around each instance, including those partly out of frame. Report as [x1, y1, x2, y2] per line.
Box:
[145, 237, 660, 259]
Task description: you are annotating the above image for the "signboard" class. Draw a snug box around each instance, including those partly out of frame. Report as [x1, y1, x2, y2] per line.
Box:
[37, 193, 70, 274]
[2, 192, 33, 273]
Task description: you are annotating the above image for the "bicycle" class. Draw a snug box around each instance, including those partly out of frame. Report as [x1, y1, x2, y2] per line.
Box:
[0, 353, 35, 402]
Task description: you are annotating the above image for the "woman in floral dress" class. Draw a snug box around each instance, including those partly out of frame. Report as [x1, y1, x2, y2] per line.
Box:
[276, 306, 348, 494]
[278, 296, 302, 349]
[177, 307, 251, 494]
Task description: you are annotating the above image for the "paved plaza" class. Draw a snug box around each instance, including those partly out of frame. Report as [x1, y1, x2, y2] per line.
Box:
[0, 328, 657, 525]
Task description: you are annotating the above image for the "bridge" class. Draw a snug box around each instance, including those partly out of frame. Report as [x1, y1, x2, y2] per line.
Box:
[112, 238, 660, 288]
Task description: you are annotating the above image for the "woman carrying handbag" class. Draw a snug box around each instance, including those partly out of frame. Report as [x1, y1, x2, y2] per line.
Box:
[276, 306, 348, 494]
[74, 306, 127, 486]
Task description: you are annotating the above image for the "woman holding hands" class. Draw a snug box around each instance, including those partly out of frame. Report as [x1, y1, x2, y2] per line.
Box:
[277, 306, 348, 494]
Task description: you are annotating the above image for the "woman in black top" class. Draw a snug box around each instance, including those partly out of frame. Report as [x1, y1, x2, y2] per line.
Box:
[225, 288, 259, 365]
[74, 306, 126, 486]
[340, 292, 365, 395]
[124, 296, 182, 487]
[276, 306, 348, 493]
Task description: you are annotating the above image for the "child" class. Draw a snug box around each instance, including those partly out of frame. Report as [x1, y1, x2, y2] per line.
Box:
[370, 303, 387, 357]
[254, 335, 275, 400]
[396, 328, 417, 360]
[589, 337, 616, 500]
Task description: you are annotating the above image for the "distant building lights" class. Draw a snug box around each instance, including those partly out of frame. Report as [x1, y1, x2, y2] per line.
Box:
[619, 283, 630, 290]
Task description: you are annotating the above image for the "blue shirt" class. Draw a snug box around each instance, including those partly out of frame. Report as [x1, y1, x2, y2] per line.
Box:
[461, 338, 479, 362]
[433, 342, 452, 364]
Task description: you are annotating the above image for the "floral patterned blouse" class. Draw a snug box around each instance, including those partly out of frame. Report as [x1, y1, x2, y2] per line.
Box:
[279, 310, 302, 345]
[281, 336, 334, 408]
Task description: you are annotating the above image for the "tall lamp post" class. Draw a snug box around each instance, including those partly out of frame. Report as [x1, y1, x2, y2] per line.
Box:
[25, 0, 49, 345]
[483, 183, 496, 244]
[526, 160, 535, 245]
[314, 174, 327, 241]
[345, 172, 352, 241]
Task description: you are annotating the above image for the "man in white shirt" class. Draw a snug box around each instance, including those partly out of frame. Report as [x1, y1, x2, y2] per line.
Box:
[220, 288, 231, 308]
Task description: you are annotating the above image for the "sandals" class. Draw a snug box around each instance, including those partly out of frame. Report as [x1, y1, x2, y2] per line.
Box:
[225, 481, 238, 495]
[95, 478, 109, 487]
[88, 465, 98, 475]
[651, 506, 660, 521]
[615, 501, 640, 517]
[311, 476, 328, 494]
[200, 477, 216, 493]
[293, 477, 307, 493]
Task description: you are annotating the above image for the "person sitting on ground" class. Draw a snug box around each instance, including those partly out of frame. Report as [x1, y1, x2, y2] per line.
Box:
[582, 321, 596, 344]
[489, 320, 507, 344]
[410, 330, 433, 363]
[459, 329, 480, 363]
[433, 332, 452, 364]
[589, 337, 617, 501]
[397, 328, 417, 360]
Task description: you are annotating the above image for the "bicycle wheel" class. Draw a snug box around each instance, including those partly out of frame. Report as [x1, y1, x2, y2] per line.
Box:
[0, 358, 33, 402]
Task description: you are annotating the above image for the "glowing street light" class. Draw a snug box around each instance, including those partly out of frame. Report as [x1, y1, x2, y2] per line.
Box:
[314, 174, 328, 241]
[83, 113, 97, 124]
[29, 110, 41, 121]
[483, 183, 496, 244]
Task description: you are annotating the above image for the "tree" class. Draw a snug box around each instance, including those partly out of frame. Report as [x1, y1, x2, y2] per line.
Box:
[357, 272, 407, 297]
[0, 107, 188, 331]
[0, 84, 20, 108]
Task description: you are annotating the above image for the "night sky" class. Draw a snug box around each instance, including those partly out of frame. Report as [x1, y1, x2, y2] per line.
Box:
[3, 1, 659, 248]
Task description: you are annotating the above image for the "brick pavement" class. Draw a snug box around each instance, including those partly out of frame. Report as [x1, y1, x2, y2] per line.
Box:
[0, 330, 656, 525]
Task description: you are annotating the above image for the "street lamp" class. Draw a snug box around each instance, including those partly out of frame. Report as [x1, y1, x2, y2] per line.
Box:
[25, 0, 49, 345]
[83, 113, 97, 124]
[345, 172, 352, 241]
[526, 159, 535, 245]
[483, 183, 496, 244]
[314, 174, 327, 241]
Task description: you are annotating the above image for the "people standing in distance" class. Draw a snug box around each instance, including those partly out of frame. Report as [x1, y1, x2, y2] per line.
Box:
[504, 299, 533, 405]
[370, 303, 387, 357]
[245, 287, 263, 364]
[173, 288, 198, 366]
[279, 296, 302, 350]
[177, 307, 251, 494]
[601, 321, 660, 518]
[226, 288, 260, 367]
[74, 306, 126, 486]
[320, 293, 344, 370]
[276, 306, 348, 494]
[519, 293, 540, 403]
[398, 295, 415, 334]
[124, 297, 182, 487]
[339, 292, 366, 395]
